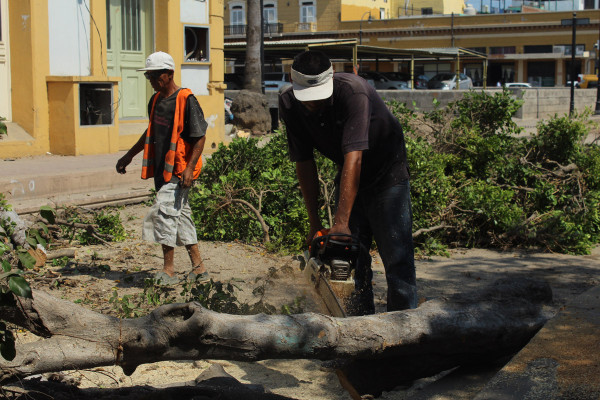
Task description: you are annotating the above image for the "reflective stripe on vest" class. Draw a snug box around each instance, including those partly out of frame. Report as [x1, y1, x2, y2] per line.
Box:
[141, 88, 202, 182]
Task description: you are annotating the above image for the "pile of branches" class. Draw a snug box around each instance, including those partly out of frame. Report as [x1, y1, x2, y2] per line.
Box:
[189, 89, 599, 255]
[392, 89, 600, 254]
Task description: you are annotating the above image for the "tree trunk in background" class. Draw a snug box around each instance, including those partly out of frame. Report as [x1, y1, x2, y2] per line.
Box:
[244, 0, 262, 92]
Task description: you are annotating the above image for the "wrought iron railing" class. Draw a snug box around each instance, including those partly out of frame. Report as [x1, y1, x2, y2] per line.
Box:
[224, 23, 283, 36]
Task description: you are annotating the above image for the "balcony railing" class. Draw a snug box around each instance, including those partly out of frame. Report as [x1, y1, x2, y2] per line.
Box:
[225, 23, 283, 36]
[297, 22, 317, 32]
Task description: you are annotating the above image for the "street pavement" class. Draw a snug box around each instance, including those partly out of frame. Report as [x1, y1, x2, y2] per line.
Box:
[0, 150, 153, 214]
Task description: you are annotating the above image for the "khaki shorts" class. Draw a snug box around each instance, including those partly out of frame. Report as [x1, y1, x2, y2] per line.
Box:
[142, 182, 198, 247]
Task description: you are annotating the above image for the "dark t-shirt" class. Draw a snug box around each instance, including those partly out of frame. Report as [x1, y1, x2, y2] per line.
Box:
[147, 89, 208, 190]
[279, 72, 409, 192]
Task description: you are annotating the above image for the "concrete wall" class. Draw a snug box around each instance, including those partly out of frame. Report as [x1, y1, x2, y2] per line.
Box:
[377, 88, 599, 118]
[235, 88, 600, 121]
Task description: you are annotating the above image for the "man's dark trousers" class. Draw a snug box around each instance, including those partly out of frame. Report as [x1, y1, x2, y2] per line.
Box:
[344, 180, 417, 315]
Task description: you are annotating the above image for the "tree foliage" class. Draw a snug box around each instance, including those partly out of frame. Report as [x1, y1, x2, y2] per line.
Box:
[398, 89, 600, 254]
[191, 89, 600, 255]
[190, 132, 336, 253]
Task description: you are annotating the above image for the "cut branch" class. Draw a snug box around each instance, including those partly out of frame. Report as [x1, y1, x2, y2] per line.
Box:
[412, 224, 453, 238]
[230, 198, 270, 242]
[1, 278, 553, 390]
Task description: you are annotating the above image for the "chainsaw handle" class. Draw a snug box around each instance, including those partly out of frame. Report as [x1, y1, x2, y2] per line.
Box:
[309, 233, 359, 259]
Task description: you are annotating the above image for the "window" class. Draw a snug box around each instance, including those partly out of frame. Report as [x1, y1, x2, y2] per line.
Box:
[380, 8, 385, 19]
[79, 84, 114, 126]
[527, 61, 555, 87]
[184, 26, 209, 62]
[421, 7, 433, 15]
[263, 2, 277, 24]
[231, 4, 244, 25]
[490, 46, 516, 55]
[524, 45, 552, 54]
[562, 44, 585, 56]
[584, 0, 595, 9]
[300, 1, 316, 23]
[121, 0, 142, 51]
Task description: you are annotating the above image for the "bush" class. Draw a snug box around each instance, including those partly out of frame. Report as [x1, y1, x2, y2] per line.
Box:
[190, 90, 600, 255]
[190, 130, 336, 253]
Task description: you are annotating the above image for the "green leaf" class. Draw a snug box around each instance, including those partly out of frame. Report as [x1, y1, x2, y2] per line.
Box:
[18, 251, 36, 269]
[38, 221, 49, 235]
[33, 230, 47, 248]
[9, 275, 32, 298]
[1, 260, 10, 272]
[0, 243, 8, 257]
[40, 206, 56, 224]
[26, 236, 37, 247]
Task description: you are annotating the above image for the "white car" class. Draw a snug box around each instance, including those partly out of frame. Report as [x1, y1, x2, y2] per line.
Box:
[263, 72, 291, 92]
[427, 73, 473, 90]
[505, 82, 532, 88]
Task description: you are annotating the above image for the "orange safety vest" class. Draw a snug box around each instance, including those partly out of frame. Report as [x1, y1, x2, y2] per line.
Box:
[141, 88, 202, 183]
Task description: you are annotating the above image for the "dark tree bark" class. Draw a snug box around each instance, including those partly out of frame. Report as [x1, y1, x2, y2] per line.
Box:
[0, 278, 553, 396]
[244, 0, 262, 92]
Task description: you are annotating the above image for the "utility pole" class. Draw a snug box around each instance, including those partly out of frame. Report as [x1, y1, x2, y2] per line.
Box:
[595, 11, 600, 114]
[570, 12, 576, 117]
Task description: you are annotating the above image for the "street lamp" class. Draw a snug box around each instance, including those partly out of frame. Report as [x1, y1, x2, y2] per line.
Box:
[595, 12, 600, 114]
[358, 11, 372, 73]
[359, 11, 372, 45]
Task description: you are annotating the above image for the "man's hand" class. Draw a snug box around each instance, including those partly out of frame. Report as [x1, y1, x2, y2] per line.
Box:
[306, 224, 325, 246]
[328, 223, 352, 242]
[180, 167, 194, 188]
[116, 155, 132, 174]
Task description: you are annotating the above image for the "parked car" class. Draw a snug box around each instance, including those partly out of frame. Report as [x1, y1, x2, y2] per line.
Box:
[359, 71, 408, 90]
[224, 73, 243, 90]
[578, 74, 598, 89]
[427, 73, 473, 90]
[381, 72, 428, 89]
[505, 82, 532, 88]
[263, 72, 291, 92]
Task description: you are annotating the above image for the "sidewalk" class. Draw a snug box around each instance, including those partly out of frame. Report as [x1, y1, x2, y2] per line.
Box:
[0, 151, 153, 214]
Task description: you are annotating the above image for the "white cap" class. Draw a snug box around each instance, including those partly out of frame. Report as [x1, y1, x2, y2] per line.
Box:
[137, 51, 175, 71]
[291, 65, 334, 101]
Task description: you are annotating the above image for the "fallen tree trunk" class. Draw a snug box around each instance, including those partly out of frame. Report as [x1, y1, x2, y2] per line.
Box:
[0, 279, 553, 395]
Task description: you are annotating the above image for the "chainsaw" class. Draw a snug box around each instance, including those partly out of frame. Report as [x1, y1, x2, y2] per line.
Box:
[300, 230, 361, 317]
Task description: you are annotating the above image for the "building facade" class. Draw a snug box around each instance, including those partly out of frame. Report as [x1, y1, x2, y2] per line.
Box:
[0, 0, 227, 159]
[223, 0, 599, 89]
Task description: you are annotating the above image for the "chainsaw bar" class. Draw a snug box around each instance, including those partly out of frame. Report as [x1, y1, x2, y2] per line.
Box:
[301, 250, 353, 318]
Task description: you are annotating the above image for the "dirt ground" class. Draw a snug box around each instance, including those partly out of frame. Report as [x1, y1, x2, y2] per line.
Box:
[16, 202, 600, 400]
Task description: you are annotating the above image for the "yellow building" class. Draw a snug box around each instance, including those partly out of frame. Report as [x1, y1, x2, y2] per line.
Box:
[223, 0, 466, 34]
[340, 11, 600, 87]
[0, 0, 226, 159]
[223, 0, 599, 89]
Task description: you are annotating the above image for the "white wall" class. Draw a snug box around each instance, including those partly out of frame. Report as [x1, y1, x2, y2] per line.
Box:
[181, 0, 209, 24]
[48, 0, 91, 76]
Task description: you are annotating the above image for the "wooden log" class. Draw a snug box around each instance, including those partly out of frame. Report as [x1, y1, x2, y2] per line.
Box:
[0, 278, 553, 395]
[46, 248, 77, 260]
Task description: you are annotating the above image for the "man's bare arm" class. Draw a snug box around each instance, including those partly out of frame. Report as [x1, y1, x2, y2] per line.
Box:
[116, 131, 146, 174]
[329, 150, 362, 238]
[181, 136, 206, 187]
[296, 159, 324, 244]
